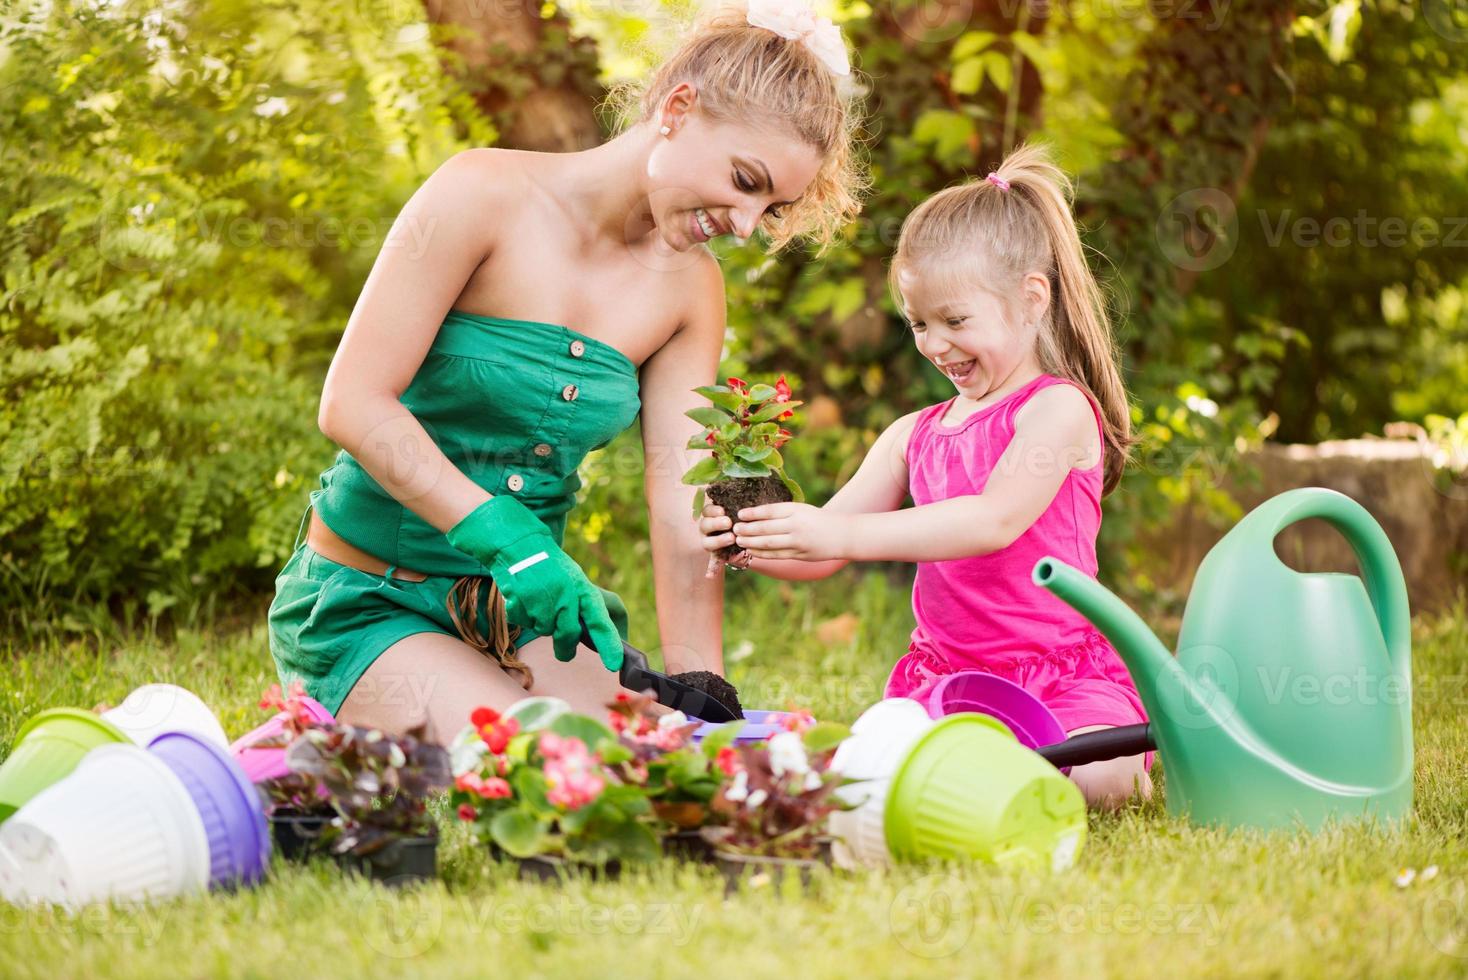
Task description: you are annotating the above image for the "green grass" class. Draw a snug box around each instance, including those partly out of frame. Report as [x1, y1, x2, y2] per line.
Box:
[3, 570, 1468, 978]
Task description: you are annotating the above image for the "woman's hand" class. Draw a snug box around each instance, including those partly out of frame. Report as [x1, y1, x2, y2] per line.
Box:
[729, 502, 851, 562]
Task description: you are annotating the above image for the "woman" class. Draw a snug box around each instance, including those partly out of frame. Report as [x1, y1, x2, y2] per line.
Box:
[266, 0, 866, 741]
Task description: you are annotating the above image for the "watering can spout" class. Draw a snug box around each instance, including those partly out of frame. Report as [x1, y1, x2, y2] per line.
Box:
[1031, 558, 1193, 722]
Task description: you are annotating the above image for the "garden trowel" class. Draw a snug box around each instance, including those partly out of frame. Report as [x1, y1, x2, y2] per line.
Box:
[577, 620, 740, 723]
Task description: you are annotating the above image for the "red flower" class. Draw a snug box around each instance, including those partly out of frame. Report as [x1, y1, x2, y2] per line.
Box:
[715, 745, 741, 776]
[774, 375, 792, 402]
[470, 706, 500, 728]
[778, 409, 794, 421]
[773, 428, 793, 448]
[705, 432, 717, 446]
[457, 803, 478, 822]
[477, 714, 520, 754]
[725, 377, 747, 392]
[481, 777, 512, 799]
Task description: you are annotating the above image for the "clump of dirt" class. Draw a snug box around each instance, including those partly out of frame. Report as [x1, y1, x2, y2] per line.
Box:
[706, 476, 793, 563]
[670, 670, 745, 720]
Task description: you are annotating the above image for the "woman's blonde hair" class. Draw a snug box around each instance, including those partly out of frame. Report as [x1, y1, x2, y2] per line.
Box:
[888, 142, 1134, 495]
[604, 1, 869, 255]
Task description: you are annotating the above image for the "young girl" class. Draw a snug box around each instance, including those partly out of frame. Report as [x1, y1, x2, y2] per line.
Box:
[698, 143, 1152, 808]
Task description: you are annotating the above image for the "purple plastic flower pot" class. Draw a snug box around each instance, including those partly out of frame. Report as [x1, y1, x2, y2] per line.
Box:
[228, 697, 335, 784]
[689, 710, 793, 744]
[914, 672, 1069, 757]
[148, 730, 271, 888]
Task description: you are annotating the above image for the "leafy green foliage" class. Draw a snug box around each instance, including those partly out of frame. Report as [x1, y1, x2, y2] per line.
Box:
[0, 0, 489, 637]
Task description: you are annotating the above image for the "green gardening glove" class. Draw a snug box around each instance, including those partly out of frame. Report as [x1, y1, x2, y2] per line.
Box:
[444, 496, 624, 671]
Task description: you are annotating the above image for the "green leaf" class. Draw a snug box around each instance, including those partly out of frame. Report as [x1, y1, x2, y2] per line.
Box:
[776, 469, 805, 503]
[510, 765, 552, 812]
[694, 386, 746, 412]
[733, 445, 774, 462]
[952, 30, 996, 61]
[686, 406, 733, 427]
[687, 432, 713, 449]
[749, 401, 793, 423]
[802, 721, 852, 755]
[951, 57, 985, 96]
[691, 486, 706, 519]
[700, 720, 747, 756]
[597, 739, 633, 765]
[490, 809, 547, 857]
[723, 459, 772, 479]
[547, 714, 617, 749]
[911, 109, 976, 162]
[984, 51, 1013, 93]
[681, 456, 722, 485]
[747, 383, 777, 401]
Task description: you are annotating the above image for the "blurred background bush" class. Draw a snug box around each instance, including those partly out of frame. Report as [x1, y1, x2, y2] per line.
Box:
[2, 0, 1464, 644]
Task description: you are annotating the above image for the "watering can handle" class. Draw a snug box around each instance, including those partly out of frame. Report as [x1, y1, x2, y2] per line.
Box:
[1250, 488, 1411, 674]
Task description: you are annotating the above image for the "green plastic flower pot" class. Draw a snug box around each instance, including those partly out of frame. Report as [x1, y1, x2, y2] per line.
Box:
[0, 709, 131, 824]
[883, 713, 1087, 871]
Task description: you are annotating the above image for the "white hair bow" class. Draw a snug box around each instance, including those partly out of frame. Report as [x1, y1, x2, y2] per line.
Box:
[745, 0, 850, 77]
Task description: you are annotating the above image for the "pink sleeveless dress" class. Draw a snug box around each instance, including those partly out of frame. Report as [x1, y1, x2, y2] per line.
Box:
[884, 373, 1152, 769]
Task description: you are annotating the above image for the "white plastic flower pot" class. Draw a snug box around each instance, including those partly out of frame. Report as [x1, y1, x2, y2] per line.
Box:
[849, 697, 934, 738]
[101, 684, 229, 750]
[832, 699, 936, 781]
[0, 743, 210, 908]
[829, 776, 893, 870]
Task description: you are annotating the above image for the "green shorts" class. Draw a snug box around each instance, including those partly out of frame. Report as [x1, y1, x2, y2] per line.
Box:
[266, 509, 629, 716]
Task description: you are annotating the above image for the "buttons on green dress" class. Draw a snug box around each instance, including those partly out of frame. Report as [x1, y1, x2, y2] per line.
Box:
[561, 384, 579, 401]
[533, 443, 553, 457]
[506, 474, 524, 492]
[569, 340, 585, 358]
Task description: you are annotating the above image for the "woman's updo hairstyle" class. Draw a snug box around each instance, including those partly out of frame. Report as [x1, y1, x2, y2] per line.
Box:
[605, 0, 869, 255]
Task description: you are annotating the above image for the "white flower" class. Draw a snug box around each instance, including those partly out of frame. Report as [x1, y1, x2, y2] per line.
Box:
[658, 710, 689, 730]
[448, 723, 488, 777]
[802, 769, 824, 792]
[1394, 867, 1416, 888]
[768, 731, 809, 777]
[745, 0, 849, 76]
[745, 788, 769, 809]
[253, 96, 290, 118]
[726, 769, 750, 802]
[1422, 865, 1440, 882]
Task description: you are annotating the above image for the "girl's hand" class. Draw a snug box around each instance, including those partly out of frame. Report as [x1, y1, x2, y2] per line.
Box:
[731, 503, 850, 562]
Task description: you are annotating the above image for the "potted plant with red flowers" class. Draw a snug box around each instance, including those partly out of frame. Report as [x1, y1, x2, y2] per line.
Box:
[681, 376, 804, 566]
[256, 685, 452, 884]
[450, 703, 664, 879]
[603, 693, 726, 858]
[698, 711, 852, 890]
[452, 697, 732, 876]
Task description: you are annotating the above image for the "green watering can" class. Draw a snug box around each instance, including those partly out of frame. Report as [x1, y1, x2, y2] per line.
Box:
[1032, 487, 1412, 831]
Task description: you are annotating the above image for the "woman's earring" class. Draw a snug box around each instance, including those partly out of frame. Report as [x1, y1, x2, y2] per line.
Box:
[659, 124, 671, 136]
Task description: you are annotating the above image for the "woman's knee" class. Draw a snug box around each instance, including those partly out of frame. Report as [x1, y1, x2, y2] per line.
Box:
[337, 630, 532, 743]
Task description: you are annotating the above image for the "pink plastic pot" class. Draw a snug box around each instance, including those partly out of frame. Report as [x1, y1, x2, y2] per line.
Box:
[909, 671, 1071, 772]
[228, 697, 335, 784]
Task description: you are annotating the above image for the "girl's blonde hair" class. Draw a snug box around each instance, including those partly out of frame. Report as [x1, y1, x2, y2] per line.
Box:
[604, 1, 869, 255]
[888, 142, 1134, 495]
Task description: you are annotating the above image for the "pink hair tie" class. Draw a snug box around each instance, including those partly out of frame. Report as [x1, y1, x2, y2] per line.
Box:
[985, 172, 1010, 191]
